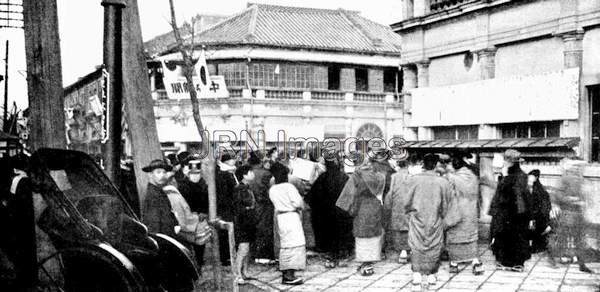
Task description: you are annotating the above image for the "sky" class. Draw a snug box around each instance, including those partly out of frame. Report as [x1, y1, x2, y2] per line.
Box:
[1, 0, 401, 110]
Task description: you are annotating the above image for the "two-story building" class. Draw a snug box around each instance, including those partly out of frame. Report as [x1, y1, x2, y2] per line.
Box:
[393, 0, 600, 162]
[147, 3, 404, 154]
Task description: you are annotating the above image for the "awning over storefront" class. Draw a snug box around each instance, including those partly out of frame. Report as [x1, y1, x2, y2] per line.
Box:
[401, 137, 580, 150]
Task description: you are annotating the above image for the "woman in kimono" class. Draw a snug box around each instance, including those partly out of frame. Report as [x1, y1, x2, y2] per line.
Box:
[336, 150, 391, 277]
[269, 162, 306, 285]
[445, 155, 484, 275]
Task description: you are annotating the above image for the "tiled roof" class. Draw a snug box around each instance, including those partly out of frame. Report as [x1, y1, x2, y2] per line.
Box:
[144, 14, 229, 57]
[402, 137, 580, 149]
[168, 3, 402, 56]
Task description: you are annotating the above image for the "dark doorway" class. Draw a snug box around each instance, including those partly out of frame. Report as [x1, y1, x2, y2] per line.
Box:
[328, 66, 340, 90]
[355, 68, 368, 92]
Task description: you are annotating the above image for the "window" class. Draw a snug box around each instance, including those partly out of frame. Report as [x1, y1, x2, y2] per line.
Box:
[328, 66, 340, 90]
[355, 68, 368, 92]
[383, 68, 399, 93]
[590, 85, 600, 161]
[499, 121, 561, 139]
[218, 62, 246, 87]
[432, 125, 478, 140]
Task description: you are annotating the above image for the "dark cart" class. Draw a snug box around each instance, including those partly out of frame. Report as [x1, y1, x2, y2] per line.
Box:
[31, 148, 199, 291]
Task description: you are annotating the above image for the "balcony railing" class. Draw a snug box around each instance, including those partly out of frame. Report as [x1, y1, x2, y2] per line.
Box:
[312, 90, 345, 101]
[153, 88, 402, 104]
[264, 89, 303, 100]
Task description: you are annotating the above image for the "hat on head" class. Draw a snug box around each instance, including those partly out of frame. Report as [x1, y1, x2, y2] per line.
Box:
[504, 149, 524, 163]
[248, 151, 262, 165]
[528, 169, 540, 178]
[454, 149, 473, 159]
[177, 151, 190, 166]
[166, 153, 178, 166]
[220, 152, 235, 163]
[369, 149, 389, 162]
[142, 159, 173, 172]
[188, 159, 202, 174]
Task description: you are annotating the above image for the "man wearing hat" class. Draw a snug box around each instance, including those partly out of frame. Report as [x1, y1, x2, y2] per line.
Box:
[142, 159, 178, 238]
[489, 149, 532, 272]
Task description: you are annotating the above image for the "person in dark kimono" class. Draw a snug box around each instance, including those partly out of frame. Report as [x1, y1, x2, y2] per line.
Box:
[216, 152, 239, 266]
[549, 160, 593, 273]
[142, 159, 178, 238]
[403, 153, 454, 289]
[307, 152, 352, 268]
[233, 165, 258, 285]
[5, 154, 37, 290]
[247, 151, 276, 264]
[336, 149, 391, 277]
[489, 149, 532, 272]
[527, 170, 552, 255]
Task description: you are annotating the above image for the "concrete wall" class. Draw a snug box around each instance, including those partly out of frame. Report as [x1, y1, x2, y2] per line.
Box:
[429, 53, 481, 86]
[488, 0, 561, 35]
[494, 37, 564, 78]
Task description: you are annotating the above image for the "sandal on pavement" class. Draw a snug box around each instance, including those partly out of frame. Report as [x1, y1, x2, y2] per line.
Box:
[359, 264, 375, 276]
[510, 265, 524, 272]
[472, 262, 484, 275]
[324, 259, 337, 269]
[449, 263, 459, 274]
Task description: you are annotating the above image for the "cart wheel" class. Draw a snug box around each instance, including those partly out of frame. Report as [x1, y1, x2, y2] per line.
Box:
[37, 244, 146, 292]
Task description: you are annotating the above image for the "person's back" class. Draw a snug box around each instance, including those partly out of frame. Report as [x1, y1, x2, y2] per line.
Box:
[404, 154, 452, 290]
[405, 172, 450, 241]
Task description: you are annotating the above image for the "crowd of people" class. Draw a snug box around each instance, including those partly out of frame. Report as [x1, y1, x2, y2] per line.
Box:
[0, 145, 594, 290]
[139, 146, 595, 290]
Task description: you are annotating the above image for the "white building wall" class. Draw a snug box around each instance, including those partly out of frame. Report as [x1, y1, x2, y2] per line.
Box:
[495, 38, 564, 78]
[428, 53, 481, 87]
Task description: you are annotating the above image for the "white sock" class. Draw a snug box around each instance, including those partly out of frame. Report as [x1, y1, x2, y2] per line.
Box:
[472, 258, 481, 265]
[400, 250, 408, 257]
[427, 274, 437, 284]
[412, 272, 422, 284]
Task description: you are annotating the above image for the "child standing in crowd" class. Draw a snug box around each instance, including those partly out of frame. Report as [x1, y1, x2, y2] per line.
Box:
[233, 165, 258, 284]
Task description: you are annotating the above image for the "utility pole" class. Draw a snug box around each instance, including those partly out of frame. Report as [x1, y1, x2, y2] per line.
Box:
[23, 0, 66, 150]
[121, 0, 162, 208]
[102, 0, 126, 188]
[3, 40, 7, 130]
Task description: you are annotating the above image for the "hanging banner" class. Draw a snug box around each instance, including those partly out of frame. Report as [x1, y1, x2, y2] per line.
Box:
[161, 50, 229, 99]
[409, 68, 580, 127]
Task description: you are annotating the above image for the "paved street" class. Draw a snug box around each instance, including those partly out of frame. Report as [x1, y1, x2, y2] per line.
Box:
[243, 245, 600, 292]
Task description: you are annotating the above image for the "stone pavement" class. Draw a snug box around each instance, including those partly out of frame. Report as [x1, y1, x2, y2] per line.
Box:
[243, 245, 600, 292]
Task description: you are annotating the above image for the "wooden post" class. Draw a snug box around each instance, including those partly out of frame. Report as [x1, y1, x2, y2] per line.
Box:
[23, 0, 66, 150]
[102, 0, 126, 187]
[121, 0, 163, 209]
